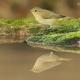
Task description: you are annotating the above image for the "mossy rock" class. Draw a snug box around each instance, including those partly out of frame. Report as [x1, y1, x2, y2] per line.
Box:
[27, 18, 80, 53]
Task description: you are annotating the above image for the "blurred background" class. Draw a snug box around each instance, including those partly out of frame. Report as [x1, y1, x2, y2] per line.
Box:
[0, 0, 80, 18]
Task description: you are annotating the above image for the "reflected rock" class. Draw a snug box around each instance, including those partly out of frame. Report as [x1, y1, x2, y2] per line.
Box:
[31, 52, 71, 73]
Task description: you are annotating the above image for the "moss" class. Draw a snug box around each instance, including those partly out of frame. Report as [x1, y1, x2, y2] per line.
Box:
[27, 18, 80, 46]
[0, 17, 80, 46]
[0, 18, 37, 27]
[52, 18, 80, 33]
[55, 31, 80, 44]
[0, 18, 37, 35]
[27, 36, 43, 43]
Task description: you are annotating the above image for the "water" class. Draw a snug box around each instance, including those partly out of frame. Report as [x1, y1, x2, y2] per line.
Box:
[0, 43, 80, 80]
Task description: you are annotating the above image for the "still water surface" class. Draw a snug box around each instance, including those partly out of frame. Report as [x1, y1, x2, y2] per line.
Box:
[0, 43, 80, 80]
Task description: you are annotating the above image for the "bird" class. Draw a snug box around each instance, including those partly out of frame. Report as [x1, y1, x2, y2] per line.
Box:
[31, 7, 71, 26]
[31, 51, 71, 73]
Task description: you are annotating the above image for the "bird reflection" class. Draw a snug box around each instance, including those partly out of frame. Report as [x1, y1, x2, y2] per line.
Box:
[31, 52, 71, 73]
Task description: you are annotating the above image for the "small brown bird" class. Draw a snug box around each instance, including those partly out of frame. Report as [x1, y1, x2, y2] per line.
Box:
[31, 7, 70, 26]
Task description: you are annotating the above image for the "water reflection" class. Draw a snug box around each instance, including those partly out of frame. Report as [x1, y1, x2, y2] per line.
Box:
[31, 52, 71, 73]
[0, 43, 80, 80]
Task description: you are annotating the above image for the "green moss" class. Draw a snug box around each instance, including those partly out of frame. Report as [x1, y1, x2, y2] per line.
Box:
[0, 17, 80, 46]
[0, 18, 37, 35]
[27, 18, 80, 46]
[0, 18, 37, 27]
[27, 36, 43, 43]
[55, 31, 80, 45]
[53, 18, 80, 33]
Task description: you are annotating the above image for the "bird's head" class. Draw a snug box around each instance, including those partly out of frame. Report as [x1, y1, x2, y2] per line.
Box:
[31, 7, 47, 17]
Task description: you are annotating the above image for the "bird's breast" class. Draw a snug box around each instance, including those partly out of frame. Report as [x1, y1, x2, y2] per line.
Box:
[33, 13, 56, 25]
[37, 18, 56, 25]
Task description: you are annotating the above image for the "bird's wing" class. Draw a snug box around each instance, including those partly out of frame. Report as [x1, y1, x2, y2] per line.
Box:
[41, 12, 54, 19]
[41, 10, 65, 19]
